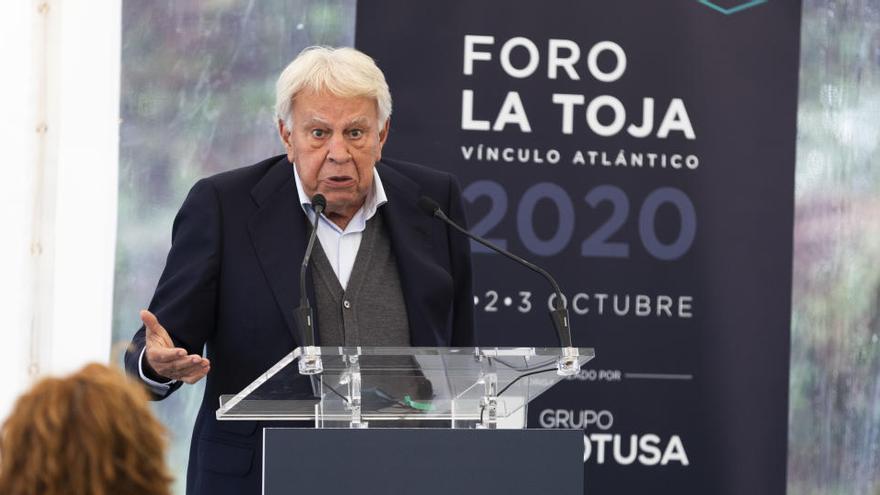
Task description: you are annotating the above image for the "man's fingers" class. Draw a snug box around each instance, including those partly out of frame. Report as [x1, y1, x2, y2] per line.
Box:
[146, 346, 188, 364]
[149, 353, 209, 380]
[168, 362, 206, 379]
[141, 310, 174, 347]
[167, 355, 210, 374]
[179, 366, 211, 384]
[140, 309, 163, 332]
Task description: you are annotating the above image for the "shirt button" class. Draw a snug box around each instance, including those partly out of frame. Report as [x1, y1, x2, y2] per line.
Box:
[343, 300, 351, 309]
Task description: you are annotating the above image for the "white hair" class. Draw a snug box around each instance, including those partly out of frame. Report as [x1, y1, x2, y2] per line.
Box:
[275, 46, 392, 128]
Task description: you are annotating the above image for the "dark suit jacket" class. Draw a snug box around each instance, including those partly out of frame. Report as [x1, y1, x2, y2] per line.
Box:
[124, 155, 474, 495]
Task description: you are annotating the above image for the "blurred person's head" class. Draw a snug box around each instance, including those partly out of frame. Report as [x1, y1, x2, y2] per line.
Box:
[0, 363, 172, 495]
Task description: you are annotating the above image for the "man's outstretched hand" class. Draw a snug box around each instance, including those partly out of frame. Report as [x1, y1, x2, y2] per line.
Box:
[141, 310, 210, 384]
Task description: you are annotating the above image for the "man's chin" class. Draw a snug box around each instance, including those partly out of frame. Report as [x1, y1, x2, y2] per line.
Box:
[322, 193, 365, 214]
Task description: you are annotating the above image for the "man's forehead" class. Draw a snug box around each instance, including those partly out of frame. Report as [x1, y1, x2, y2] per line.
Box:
[294, 90, 376, 113]
[299, 114, 373, 127]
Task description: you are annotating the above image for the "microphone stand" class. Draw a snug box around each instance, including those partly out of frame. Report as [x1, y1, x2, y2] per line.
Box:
[418, 196, 581, 376]
[295, 194, 326, 375]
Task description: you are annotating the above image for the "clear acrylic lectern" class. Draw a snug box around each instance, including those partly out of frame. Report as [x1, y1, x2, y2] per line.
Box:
[217, 346, 595, 429]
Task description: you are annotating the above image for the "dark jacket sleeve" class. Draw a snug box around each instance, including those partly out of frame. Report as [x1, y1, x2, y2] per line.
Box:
[124, 178, 222, 399]
[444, 174, 476, 346]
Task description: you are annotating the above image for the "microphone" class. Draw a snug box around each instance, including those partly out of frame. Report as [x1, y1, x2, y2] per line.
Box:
[295, 193, 326, 375]
[418, 195, 580, 375]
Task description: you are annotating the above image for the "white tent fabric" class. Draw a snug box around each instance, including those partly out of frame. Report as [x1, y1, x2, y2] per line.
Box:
[0, 0, 120, 421]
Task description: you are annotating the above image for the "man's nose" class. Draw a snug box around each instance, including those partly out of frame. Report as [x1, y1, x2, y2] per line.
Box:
[327, 133, 351, 164]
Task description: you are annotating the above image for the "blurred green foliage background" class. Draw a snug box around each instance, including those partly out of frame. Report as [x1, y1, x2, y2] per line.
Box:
[789, 1, 880, 494]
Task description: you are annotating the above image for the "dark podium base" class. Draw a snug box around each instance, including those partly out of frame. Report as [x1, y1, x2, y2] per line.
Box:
[263, 428, 583, 495]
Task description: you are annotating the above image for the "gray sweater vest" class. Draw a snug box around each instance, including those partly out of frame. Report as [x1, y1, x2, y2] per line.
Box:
[310, 212, 411, 346]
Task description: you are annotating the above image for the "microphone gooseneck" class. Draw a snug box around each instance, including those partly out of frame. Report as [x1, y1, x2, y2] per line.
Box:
[295, 193, 326, 348]
[418, 195, 574, 350]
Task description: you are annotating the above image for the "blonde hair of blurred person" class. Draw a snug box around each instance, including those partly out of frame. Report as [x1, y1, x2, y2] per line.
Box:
[0, 363, 173, 495]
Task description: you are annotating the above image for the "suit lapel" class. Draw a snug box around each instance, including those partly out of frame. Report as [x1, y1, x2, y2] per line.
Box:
[247, 158, 309, 344]
[377, 162, 440, 345]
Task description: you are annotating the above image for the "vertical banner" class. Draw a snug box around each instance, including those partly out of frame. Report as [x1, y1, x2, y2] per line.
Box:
[357, 0, 800, 493]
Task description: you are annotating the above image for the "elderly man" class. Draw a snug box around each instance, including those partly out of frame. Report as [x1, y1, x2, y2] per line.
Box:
[124, 46, 474, 495]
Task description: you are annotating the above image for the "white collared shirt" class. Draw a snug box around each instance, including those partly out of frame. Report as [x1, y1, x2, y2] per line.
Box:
[293, 164, 388, 289]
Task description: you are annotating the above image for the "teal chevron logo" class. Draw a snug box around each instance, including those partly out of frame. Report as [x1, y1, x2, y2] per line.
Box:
[698, 0, 767, 14]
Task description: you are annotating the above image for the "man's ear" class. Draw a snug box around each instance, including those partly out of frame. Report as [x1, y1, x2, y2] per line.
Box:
[278, 119, 294, 151]
[378, 118, 390, 148]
